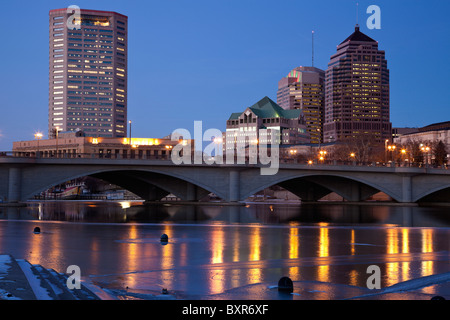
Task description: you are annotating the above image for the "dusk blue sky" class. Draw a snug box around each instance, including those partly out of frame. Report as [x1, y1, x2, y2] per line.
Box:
[0, 0, 449, 150]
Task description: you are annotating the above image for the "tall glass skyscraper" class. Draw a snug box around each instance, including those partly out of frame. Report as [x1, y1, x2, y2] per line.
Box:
[49, 8, 128, 138]
[323, 25, 391, 144]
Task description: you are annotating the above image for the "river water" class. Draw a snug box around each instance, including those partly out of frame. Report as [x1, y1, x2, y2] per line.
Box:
[0, 200, 449, 300]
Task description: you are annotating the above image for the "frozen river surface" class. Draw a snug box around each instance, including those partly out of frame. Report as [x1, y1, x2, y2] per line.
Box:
[0, 201, 449, 300]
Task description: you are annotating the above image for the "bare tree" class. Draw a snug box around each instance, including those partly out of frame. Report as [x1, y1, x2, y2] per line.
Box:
[433, 140, 447, 166]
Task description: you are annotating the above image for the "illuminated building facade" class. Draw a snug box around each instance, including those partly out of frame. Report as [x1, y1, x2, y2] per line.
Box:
[224, 96, 310, 154]
[323, 25, 391, 144]
[49, 8, 128, 138]
[277, 66, 325, 144]
[394, 121, 450, 152]
[12, 131, 189, 159]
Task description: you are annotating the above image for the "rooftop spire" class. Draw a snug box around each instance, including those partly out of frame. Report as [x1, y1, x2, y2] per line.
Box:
[312, 30, 314, 67]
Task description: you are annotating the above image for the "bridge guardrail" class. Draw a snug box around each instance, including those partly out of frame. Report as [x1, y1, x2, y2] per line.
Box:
[1, 151, 448, 170]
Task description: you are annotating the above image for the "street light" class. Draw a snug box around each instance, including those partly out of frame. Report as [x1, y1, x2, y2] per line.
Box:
[54, 127, 61, 158]
[318, 150, 326, 163]
[317, 128, 321, 150]
[128, 120, 132, 145]
[319, 150, 327, 159]
[401, 148, 407, 166]
[387, 145, 396, 162]
[421, 145, 430, 165]
[34, 132, 43, 157]
[385, 139, 389, 163]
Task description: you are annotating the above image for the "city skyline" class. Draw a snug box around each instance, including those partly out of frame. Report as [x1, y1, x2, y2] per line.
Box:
[0, 0, 449, 151]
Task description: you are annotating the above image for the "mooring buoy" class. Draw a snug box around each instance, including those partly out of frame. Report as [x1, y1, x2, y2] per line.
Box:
[278, 276, 293, 293]
[160, 234, 169, 243]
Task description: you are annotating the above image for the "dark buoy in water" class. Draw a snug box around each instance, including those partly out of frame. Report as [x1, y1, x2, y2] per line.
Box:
[431, 296, 445, 300]
[278, 276, 293, 293]
[160, 234, 169, 245]
[33, 227, 40, 234]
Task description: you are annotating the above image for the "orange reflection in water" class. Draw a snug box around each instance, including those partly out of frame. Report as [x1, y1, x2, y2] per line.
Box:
[421, 229, 435, 294]
[161, 224, 174, 289]
[248, 227, 262, 284]
[233, 228, 240, 262]
[384, 228, 436, 289]
[386, 228, 400, 286]
[125, 225, 140, 289]
[288, 223, 300, 278]
[209, 226, 226, 294]
[317, 223, 330, 283]
[28, 228, 43, 265]
[401, 229, 410, 285]
[351, 229, 355, 255]
[289, 223, 299, 260]
[211, 227, 224, 264]
[349, 269, 358, 287]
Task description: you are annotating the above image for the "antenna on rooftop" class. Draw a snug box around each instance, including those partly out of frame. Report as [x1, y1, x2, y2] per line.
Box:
[312, 30, 314, 67]
[356, 2, 359, 27]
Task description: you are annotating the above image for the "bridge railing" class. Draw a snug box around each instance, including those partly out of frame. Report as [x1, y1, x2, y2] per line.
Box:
[1, 151, 448, 169]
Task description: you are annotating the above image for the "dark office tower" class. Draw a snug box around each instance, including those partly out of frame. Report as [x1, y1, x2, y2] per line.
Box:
[49, 8, 128, 138]
[323, 25, 391, 144]
[277, 66, 325, 144]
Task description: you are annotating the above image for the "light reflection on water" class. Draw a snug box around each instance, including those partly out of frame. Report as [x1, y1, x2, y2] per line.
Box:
[1, 201, 450, 228]
[0, 201, 449, 299]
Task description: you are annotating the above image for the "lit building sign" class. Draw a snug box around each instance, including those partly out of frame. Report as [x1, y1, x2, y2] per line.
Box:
[122, 138, 160, 146]
[73, 15, 110, 27]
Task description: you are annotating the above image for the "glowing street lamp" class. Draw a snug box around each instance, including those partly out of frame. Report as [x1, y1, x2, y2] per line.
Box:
[318, 150, 327, 162]
[128, 120, 132, 145]
[385, 139, 389, 163]
[387, 145, 396, 151]
[34, 132, 43, 157]
[54, 127, 61, 157]
[387, 145, 396, 162]
[421, 145, 430, 165]
[400, 148, 407, 166]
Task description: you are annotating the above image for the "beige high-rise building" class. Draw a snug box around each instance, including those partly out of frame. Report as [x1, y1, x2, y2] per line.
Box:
[277, 66, 325, 144]
[49, 8, 128, 138]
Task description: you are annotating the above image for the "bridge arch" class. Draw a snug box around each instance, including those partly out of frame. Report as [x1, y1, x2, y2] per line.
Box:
[23, 168, 226, 201]
[241, 173, 402, 202]
[414, 183, 450, 203]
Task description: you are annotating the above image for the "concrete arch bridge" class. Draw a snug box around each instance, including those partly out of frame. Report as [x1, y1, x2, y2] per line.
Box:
[1, 157, 450, 204]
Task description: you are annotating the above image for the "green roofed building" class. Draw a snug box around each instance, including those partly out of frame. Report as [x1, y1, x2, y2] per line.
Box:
[224, 96, 310, 152]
